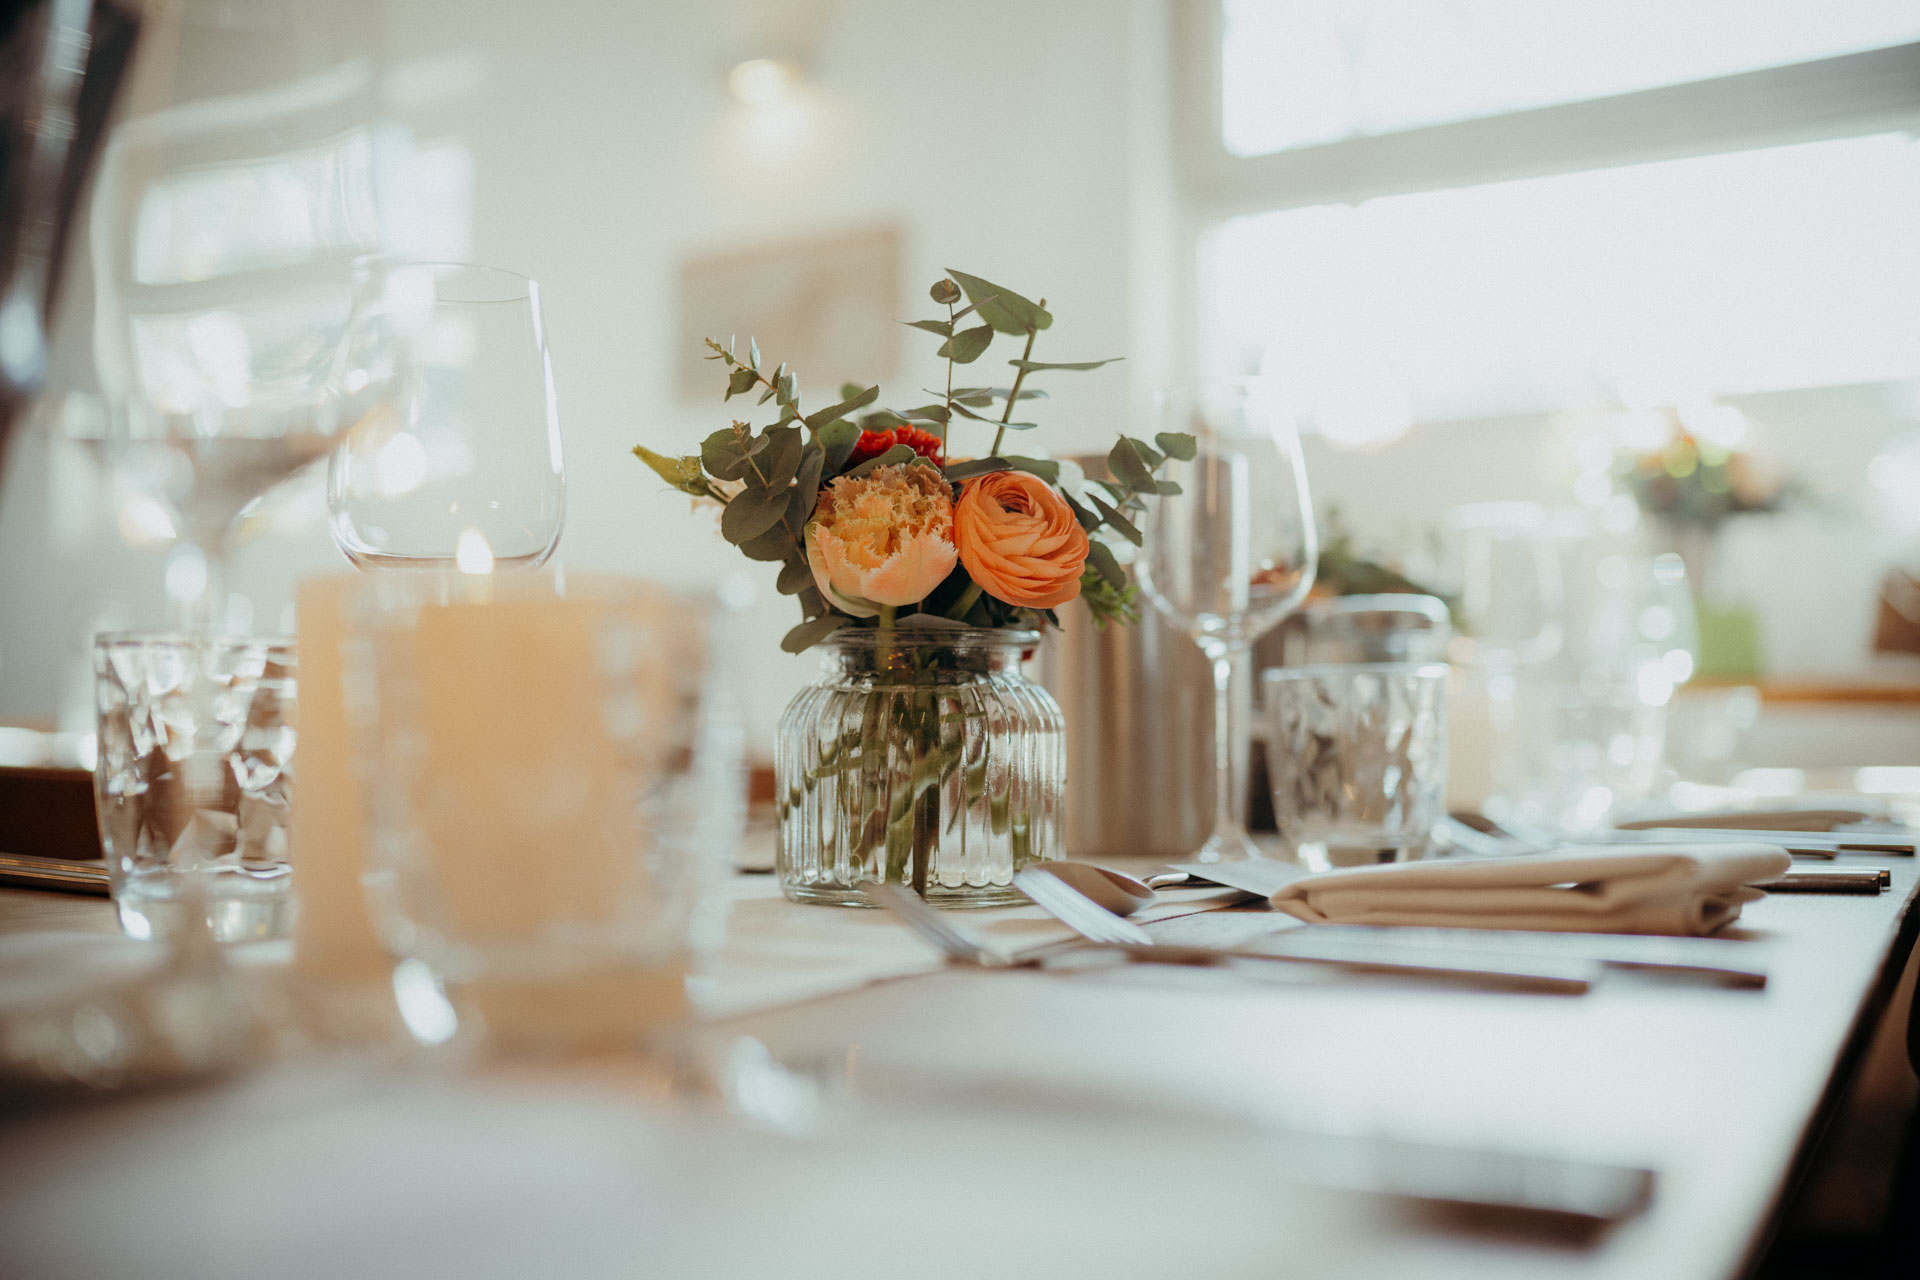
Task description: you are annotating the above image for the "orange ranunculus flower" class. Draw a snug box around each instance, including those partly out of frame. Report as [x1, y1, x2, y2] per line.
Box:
[805, 463, 958, 616]
[954, 470, 1089, 610]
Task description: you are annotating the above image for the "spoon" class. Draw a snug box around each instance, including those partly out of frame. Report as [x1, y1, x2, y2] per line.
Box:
[1029, 863, 1188, 916]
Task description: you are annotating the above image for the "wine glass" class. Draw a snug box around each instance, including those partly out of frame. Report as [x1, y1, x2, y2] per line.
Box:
[327, 261, 565, 571]
[1139, 379, 1317, 862]
[86, 1, 387, 628]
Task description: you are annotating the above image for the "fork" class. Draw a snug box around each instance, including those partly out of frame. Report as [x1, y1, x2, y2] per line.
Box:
[863, 883, 1043, 969]
[1011, 868, 1596, 994]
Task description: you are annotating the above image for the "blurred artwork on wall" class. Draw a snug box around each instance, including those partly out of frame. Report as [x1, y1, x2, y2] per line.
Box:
[675, 223, 901, 402]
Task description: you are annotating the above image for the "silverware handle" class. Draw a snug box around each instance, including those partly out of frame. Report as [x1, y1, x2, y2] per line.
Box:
[0, 853, 111, 896]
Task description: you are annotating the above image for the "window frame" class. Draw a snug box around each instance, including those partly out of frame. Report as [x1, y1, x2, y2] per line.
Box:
[1173, 3, 1920, 219]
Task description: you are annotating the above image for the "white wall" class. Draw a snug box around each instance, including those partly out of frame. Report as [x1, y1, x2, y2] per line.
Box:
[0, 0, 1177, 745]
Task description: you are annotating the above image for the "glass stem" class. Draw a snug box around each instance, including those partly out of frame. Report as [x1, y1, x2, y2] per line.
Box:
[1209, 645, 1247, 843]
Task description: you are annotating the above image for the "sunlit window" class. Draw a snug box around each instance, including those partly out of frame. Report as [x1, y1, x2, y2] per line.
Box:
[1200, 133, 1920, 442]
[1222, 0, 1920, 157]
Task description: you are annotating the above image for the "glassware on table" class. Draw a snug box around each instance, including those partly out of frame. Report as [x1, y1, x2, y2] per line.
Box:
[93, 633, 298, 942]
[345, 572, 733, 1054]
[1444, 502, 1564, 672]
[1472, 521, 1700, 832]
[1293, 593, 1452, 665]
[86, 2, 386, 629]
[1263, 662, 1448, 871]
[1139, 379, 1316, 862]
[776, 627, 1064, 908]
[328, 262, 565, 571]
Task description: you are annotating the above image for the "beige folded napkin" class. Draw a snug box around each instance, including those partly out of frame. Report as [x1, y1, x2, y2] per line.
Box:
[1268, 843, 1793, 936]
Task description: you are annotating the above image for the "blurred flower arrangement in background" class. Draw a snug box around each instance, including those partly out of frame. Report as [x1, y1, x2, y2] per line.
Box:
[1618, 407, 1799, 533]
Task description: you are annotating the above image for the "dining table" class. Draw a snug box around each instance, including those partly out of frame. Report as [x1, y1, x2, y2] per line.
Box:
[0, 832, 1915, 1279]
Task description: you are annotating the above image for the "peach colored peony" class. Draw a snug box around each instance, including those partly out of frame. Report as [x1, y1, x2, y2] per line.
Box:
[805, 463, 958, 616]
[954, 470, 1089, 610]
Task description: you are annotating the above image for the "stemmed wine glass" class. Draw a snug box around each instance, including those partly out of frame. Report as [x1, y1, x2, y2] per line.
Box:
[86, 5, 386, 629]
[327, 260, 565, 571]
[1139, 379, 1317, 862]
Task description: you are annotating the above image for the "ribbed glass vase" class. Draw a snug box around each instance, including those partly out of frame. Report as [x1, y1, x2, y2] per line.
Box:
[776, 626, 1064, 908]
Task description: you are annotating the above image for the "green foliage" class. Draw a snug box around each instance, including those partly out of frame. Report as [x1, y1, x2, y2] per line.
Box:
[648, 275, 1175, 651]
[944, 269, 1052, 335]
[1078, 562, 1140, 627]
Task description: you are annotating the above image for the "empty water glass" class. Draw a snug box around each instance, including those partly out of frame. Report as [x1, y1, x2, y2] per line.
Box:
[93, 634, 298, 941]
[1263, 663, 1447, 871]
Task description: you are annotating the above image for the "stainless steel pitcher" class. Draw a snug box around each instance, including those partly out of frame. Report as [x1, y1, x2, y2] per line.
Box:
[1035, 596, 1216, 860]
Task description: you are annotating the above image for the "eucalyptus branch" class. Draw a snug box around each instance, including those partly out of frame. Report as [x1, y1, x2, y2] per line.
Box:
[990, 308, 1043, 457]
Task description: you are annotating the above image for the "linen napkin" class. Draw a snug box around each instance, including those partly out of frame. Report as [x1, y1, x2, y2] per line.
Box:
[1268, 843, 1793, 936]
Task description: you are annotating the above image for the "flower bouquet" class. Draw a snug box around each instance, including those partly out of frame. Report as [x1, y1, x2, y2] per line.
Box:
[635, 270, 1191, 905]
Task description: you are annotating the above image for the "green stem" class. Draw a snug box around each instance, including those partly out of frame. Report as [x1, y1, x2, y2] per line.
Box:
[939, 300, 957, 462]
[989, 315, 1042, 457]
[945, 581, 984, 621]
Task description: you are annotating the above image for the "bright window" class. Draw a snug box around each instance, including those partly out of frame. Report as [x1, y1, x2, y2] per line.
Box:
[1200, 132, 1920, 441]
[1222, 0, 1920, 156]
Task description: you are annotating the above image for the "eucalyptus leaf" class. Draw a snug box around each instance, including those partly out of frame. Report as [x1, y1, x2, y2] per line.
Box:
[701, 427, 754, 480]
[721, 486, 791, 544]
[630, 444, 707, 495]
[1090, 493, 1142, 546]
[776, 558, 814, 595]
[945, 268, 1053, 335]
[951, 386, 1047, 402]
[1123, 435, 1165, 469]
[1007, 357, 1122, 373]
[902, 403, 951, 424]
[839, 382, 863, 400]
[904, 319, 954, 337]
[795, 442, 826, 512]
[843, 442, 916, 479]
[761, 424, 804, 487]
[1108, 438, 1156, 491]
[778, 370, 796, 403]
[1155, 478, 1183, 496]
[929, 278, 962, 304]
[819, 419, 862, 473]
[739, 521, 796, 562]
[804, 384, 879, 430]
[1155, 431, 1197, 462]
[943, 457, 1010, 481]
[757, 385, 776, 405]
[782, 614, 848, 654]
[1087, 539, 1126, 586]
[1003, 455, 1060, 484]
[748, 337, 761, 370]
[1063, 491, 1102, 533]
[724, 367, 757, 399]
[938, 324, 993, 364]
[948, 400, 1035, 430]
[861, 409, 909, 428]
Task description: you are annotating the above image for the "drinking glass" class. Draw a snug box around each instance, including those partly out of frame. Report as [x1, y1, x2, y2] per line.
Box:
[1263, 662, 1448, 870]
[327, 261, 565, 571]
[1139, 379, 1316, 861]
[345, 572, 735, 1054]
[86, 1, 387, 628]
[93, 633, 298, 941]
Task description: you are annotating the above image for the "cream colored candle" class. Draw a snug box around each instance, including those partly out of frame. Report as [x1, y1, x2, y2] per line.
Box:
[352, 573, 703, 1052]
[291, 573, 388, 986]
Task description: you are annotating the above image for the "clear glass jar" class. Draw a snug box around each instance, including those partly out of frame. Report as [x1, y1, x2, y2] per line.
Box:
[776, 627, 1064, 908]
